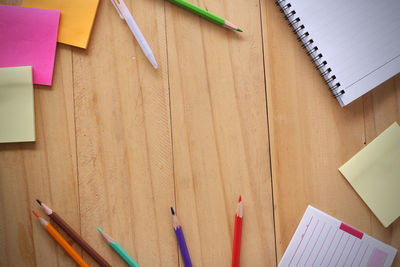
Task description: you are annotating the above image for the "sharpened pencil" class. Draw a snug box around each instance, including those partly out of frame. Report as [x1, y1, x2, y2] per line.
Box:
[167, 0, 242, 32]
[36, 200, 111, 267]
[231, 195, 243, 267]
[98, 228, 140, 267]
[32, 210, 89, 267]
[171, 207, 192, 267]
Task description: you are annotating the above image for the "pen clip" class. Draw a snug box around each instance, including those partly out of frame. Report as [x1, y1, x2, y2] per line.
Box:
[110, 0, 124, 19]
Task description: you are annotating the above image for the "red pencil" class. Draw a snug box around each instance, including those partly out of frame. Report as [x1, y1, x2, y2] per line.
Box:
[231, 195, 243, 267]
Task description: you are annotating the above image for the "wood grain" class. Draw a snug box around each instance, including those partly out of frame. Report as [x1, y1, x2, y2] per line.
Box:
[363, 74, 400, 257]
[71, 0, 177, 266]
[261, 0, 400, 265]
[0, 43, 79, 266]
[1, 0, 399, 266]
[165, 0, 276, 265]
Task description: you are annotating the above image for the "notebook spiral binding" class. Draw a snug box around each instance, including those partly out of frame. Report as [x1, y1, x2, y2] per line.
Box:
[275, 0, 345, 98]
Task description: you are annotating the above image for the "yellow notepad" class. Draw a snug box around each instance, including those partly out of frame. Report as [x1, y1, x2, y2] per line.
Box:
[22, 0, 99, 49]
[339, 122, 400, 227]
[0, 66, 35, 143]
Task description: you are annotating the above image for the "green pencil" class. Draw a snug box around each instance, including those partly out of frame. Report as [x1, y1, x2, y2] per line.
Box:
[167, 0, 242, 32]
[98, 228, 140, 267]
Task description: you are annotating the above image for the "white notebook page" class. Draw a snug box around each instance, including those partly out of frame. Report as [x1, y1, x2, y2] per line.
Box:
[288, 0, 400, 106]
[278, 206, 397, 267]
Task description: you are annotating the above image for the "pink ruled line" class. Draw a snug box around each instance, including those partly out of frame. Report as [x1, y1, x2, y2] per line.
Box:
[334, 235, 350, 267]
[343, 238, 357, 266]
[350, 242, 363, 267]
[288, 216, 314, 267]
[327, 231, 344, 266]
[320, 228, 339, 265]
[311, 226, 332, 267]
[304, 223, 326, 266]
[295, 220, 319, 267]
[358, 244, 370, 267]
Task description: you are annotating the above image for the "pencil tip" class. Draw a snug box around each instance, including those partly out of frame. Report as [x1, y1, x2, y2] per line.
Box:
[36, 199, 42, 205]
[238, 195, 242, 202]
[170, 207, 175, 215]
[237, 28, 243, 32]
[97, 227, 103, 233]
[32, 210, 40, 218]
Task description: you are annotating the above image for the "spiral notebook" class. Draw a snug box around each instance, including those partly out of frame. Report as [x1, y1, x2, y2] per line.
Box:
[276, 0, 400, 106]
[279, 206, 397, 267]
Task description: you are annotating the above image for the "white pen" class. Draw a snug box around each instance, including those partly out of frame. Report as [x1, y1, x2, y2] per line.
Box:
[110, 0, 158, 69]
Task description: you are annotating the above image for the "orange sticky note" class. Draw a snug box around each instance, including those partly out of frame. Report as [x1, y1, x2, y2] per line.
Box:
[22, 0, 99, 49]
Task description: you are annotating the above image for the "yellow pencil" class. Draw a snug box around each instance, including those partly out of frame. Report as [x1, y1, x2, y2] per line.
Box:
[32, 210, 89, 267]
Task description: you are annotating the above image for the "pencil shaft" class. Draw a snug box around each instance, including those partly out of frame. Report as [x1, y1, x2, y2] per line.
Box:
[168, 0, 225, 26]
[231, 215, 242, 267]
[45, 223, 89, 267]
[110, 241, 140, 267]
[50, 212, 111, 267]
[175, 227, 192, 267]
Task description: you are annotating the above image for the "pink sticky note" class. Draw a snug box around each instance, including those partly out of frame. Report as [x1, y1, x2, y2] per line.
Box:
[0, 5, 60, 86]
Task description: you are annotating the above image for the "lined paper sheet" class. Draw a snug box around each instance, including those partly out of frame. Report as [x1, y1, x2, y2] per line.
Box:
[279, 206, 397, 267]
[287, 0, 400, 106]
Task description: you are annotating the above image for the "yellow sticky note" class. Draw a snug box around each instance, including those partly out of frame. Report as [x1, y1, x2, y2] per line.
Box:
[0, 66, 35, 143]
[339, 122, 400, 227]
[22, 0, 99, 49]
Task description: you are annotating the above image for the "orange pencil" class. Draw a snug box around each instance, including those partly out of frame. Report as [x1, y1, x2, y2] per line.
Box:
[32, 211, 89, 267]
[231, 196, 243, 267]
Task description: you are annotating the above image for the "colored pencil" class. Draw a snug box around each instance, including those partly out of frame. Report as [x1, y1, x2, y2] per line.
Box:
[171, 207, 192, 267]
[231, 195, 243, 267]
[36, 200, 111, 267]
[32, 210, 89, 267]
[97, 228, 140, 267]
[167, 0, 242, 32]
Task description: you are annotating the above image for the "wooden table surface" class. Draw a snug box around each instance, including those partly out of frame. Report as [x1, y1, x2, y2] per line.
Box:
[1, 0, 399, 266]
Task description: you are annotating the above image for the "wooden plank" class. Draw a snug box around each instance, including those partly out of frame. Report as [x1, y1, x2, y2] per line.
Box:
[71, 0, 177, 266]
[0, 40, 79, 267]
[261, 0, 400, 265]
[165, 0, 276, 265]
[363, 76, 400, 265]
[364, 76, 400, 141]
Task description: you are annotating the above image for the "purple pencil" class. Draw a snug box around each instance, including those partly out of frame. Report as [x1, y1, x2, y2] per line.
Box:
[171, 207, 192, 267]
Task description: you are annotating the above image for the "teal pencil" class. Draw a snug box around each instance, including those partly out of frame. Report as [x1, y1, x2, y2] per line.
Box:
[97, 228, 140, 267]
